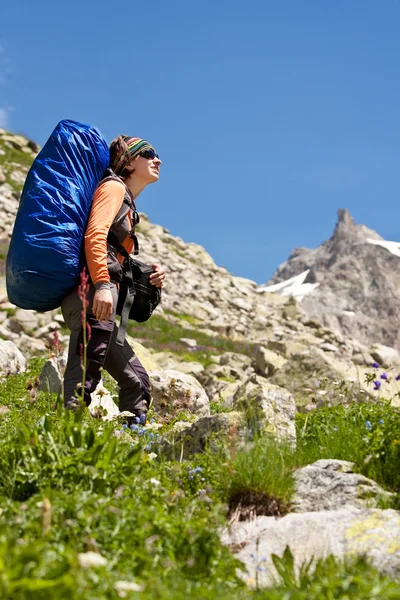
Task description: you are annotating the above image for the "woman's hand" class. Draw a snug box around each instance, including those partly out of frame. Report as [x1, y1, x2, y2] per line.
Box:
[92, 288, 113, 321]
[150, 264, 166, 288]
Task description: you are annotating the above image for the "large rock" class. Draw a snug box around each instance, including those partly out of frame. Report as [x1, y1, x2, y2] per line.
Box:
[221, 508, 400, 587]
[126, 336, 161, 373]
[292, 459, 392, 512]
[150, 369, 210, 417]
[39, 357, 63, 393]
[232, 376, 296, 444]
[160, 412, 245, 459]
[0, 340, 26, 376]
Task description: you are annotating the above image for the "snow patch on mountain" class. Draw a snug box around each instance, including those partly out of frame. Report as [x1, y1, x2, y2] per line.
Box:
[366, 238, 400, 258]
[257, 269, 319, 301]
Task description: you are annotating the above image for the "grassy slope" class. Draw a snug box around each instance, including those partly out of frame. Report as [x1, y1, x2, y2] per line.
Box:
[0, 358, 400, 599]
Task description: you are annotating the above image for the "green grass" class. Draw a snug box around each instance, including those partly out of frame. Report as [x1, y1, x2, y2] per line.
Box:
[128, 314, 257, 365]
[296, 403, 400, 495]
[1, 360, 400, 598]
[0, 138, 34, 193]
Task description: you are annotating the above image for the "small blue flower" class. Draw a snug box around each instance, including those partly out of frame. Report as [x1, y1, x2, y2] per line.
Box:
[135, 416, 141, 424]
[365, 420, 373, 431]
[145, 445, 151, 451]
[380, 372, 388, 380]
[122, 424, 128, 429]
[150, 418, 155, 424]
[372, 362, 380, 369]
[373, 381, 381, 391]
[379, 419, 384, 424]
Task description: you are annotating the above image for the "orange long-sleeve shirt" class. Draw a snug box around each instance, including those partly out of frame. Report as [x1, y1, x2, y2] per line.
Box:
[84, 179, 134, 285]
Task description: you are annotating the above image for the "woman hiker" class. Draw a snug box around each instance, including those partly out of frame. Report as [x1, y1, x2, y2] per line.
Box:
[61, 135, 165, 424]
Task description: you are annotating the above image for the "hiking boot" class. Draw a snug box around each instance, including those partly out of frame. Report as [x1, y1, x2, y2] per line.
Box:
[128, 412, 147, 427]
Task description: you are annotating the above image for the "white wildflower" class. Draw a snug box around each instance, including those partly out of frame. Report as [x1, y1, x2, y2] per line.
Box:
[148, 452, 158, 461]
[78, 551, 108, 568]
[149, 478, 161, 486]
[115, 580, 145, 597]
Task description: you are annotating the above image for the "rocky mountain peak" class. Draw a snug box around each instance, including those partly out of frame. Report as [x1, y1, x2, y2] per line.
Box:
[328, 208, 381, 249]
[260, 208, 400, 349]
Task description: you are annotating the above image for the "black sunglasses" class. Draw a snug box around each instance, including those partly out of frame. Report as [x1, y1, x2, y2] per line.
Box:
[139, 149, 159, 160]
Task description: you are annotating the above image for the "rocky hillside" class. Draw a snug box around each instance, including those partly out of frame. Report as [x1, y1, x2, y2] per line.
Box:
[260, 208, 400, 350]
[1, 129, 400, 410]
[1, 128, 400, 596]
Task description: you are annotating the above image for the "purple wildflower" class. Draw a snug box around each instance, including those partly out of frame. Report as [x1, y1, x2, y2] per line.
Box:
[396, 375, 400, 381]
[380, 373, 388, 380]
[372, 362, 380, 369]
[365, 420, 373, 431]
[373, 381, 381, 391]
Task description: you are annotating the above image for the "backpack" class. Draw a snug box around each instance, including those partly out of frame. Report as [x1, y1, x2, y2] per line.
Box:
[6, 119, 110, 311]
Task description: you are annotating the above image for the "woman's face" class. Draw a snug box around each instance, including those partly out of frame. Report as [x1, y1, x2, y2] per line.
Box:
[130, 153, 162, 184]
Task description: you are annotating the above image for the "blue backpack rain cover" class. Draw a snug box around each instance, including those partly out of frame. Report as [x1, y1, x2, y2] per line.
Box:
[6, 120, 110, 311]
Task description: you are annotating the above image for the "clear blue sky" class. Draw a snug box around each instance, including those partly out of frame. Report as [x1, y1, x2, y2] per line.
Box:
[2, 1, 400, 283]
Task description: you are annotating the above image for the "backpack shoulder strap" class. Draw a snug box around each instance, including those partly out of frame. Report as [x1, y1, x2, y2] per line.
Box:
[98, 170, 140, 255]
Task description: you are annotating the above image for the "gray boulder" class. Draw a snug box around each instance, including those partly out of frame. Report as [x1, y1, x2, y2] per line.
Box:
[0, 340, 26, 376]
[160, 411, 245, 459]
[292, 459, 392, 512]
[39, 358, 63, 393]
[221, 507, 400, 587]
[233, 376, 296, 444]
[150, 369, 210, 418]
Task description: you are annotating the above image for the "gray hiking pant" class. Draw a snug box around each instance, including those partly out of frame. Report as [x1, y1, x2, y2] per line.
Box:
[61, 282, 150, 415]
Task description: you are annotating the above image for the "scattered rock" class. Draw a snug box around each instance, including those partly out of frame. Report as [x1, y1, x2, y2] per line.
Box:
[179, 337, 198, 348]
[254, 346, 286, 377]
[370, 344, 400, 368]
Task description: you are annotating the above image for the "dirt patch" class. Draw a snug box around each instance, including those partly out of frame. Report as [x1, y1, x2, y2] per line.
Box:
[228, 489, 290, 523]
